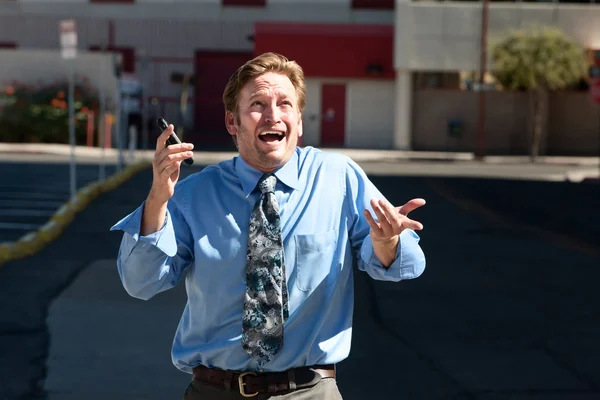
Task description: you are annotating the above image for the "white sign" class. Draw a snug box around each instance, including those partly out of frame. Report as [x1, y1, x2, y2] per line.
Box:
[59, 19, 77, 60]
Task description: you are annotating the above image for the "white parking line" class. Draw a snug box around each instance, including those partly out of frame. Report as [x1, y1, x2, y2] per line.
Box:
[0, 200, 64, 209]
[0, 222, 41, 230]
[1, 185, 70, 194]
[0, 192, 67, 200]
[0, 209, 56, 217]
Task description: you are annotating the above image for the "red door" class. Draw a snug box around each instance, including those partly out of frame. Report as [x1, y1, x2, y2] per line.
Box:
[320, 84, 346, 147]
[194, 51, 252, 146]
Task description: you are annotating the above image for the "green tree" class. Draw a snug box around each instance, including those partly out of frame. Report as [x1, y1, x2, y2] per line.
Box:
[491, 26, 586, 161]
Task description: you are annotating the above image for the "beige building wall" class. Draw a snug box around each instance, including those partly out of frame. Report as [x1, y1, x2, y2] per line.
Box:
[412, 90, 599, 156]
[393, 1, 600, 154]
[346, 80, 395, 149]
[301, 78, 395, 149]
[547, 93, 600, 155]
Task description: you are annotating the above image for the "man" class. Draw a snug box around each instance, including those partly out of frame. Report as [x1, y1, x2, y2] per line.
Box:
[111, 52, 426, 399]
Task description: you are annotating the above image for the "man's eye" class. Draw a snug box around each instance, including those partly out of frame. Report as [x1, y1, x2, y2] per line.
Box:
[252, 101, 263, 106]
[281, 101, 292, 106]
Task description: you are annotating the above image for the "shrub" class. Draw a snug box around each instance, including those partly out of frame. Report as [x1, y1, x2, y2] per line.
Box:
[0, 76, 100, 144]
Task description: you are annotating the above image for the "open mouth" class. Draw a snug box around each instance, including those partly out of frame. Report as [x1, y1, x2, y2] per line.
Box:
[259, 131, 285, 143]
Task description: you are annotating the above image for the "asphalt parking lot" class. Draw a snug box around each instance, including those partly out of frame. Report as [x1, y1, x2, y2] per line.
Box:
[0, 161, 116, 243]
[1, 156, 599, 400]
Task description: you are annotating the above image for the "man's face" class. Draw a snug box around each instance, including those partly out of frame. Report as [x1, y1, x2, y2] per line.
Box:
[225, 72, 303, 173]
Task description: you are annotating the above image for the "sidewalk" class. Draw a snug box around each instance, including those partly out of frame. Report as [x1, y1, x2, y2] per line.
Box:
[1, 142, 598, 182]
[1, 142, 598, 165]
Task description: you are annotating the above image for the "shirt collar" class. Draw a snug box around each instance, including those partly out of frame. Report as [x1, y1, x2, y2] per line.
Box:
[235, 149, 300, 197]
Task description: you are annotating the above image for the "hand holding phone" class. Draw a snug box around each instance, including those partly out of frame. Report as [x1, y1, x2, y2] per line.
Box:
[157, 118, 194, 165]
[143, 118, 194, 234]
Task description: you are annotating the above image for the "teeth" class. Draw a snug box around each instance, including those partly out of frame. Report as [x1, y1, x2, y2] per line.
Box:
[260, 132, 284, 136]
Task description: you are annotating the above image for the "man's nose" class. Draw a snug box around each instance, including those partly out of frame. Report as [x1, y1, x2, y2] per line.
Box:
[264, 104, 281, 124]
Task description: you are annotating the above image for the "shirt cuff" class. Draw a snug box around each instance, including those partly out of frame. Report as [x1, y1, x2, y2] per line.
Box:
[359, 229, 425, 281]
[110, 201, 178, 257]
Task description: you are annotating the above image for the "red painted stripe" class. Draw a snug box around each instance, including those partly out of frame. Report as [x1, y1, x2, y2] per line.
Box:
[254, 22, 395, 80]
[223, 0, 266, 6]
[90, 0, 135, 3]
[255, 22, 392, 37]
[351, 0, 394, 9]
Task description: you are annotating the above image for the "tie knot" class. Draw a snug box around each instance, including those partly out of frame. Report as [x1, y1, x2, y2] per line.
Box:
[258, 174, 276, 194]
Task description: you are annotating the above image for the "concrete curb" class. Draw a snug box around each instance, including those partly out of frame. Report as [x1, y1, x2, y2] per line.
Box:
[0, 160, 151, 267]
[2, 143, 598, 166]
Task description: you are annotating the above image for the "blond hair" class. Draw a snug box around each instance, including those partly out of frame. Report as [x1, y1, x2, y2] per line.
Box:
[222, 52, 306, 117]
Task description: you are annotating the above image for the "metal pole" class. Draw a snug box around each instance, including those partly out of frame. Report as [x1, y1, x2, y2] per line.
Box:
[116, 100, 123, 172]
[115, 54, 123, 173]
[99, 85, 106, 182]
[141, 51, 150, 153]
[180, 74, 190, 140]
[97, 47, 107, 182]
[476, 0, 490, 160]
[69, 61, 76, 200]
[143, 94, 150, 154]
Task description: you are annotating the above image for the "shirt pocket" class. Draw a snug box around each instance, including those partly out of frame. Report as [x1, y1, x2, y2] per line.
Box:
[294, 229, 339, 292]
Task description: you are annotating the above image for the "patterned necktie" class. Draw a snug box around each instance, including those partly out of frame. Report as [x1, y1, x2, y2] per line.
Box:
[242, 173, 289, 366]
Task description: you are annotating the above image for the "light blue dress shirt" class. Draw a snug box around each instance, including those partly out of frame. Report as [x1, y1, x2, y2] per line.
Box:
[111, 146, 425, 374]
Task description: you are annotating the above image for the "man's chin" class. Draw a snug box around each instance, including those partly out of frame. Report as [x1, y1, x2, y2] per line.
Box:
[260, 139, 294, 155]
[259, 147, 294, 168]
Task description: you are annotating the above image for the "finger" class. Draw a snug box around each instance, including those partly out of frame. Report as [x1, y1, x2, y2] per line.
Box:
[155, 124, 194, 155]
[378, 199, 402, 232]
[156, 138, 194, 161]
[363, 209, 383, 235]
[370, 199, 390, 227]
[402, 217, 424, 231]
[157, 144, 193, 165]
[158, 151, 193, 172]
[155, 124, 174, 154]
[396, 198, 426, 216]
[371, 200, 397, 237]
[160, 159, 182, 177]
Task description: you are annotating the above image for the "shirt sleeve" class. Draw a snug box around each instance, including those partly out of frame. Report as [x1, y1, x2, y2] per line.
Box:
[109, 195, 194, 300]
[344, 157, 426, 282]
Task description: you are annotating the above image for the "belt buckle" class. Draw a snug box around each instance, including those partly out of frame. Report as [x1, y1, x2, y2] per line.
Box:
[238, 371, 259, 398]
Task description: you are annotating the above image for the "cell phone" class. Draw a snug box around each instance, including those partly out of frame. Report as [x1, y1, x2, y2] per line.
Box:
[157, 117, 194, 166]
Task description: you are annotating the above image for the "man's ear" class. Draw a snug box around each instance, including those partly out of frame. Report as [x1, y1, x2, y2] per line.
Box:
[225, 111, 237, 136]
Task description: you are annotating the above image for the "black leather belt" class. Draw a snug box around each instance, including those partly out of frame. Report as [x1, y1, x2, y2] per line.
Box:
[192, 364, 336, 397]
